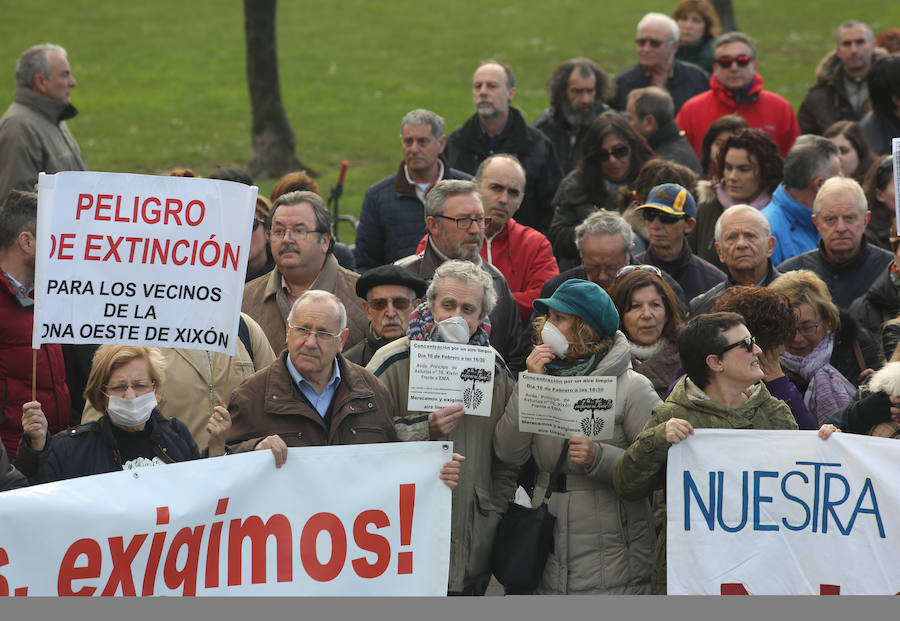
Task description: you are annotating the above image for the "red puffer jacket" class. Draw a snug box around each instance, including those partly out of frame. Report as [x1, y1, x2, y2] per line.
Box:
[0, 270, 70, 458]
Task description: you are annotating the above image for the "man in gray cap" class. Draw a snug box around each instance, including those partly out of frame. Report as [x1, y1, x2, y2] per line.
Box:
[344, 264, 427, 366]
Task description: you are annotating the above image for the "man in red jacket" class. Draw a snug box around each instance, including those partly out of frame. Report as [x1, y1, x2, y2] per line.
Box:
[415, 155, 559, 326]
[676, 32, 801, 157]
[0, 190, 70, 458]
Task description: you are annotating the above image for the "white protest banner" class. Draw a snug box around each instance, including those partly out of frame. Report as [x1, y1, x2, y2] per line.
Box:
[408, 340, 494, 416]
[32, 171, 257, 355]
[667, 429, 900, 595]
[0, 442, 451, 596]
[892, 137, 899, 229]
[517, 372, 616, 440]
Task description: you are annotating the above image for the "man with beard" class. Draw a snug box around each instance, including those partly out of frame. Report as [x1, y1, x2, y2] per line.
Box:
[396, 179, 527, 370]
[242, 190, 367, 355]
[532, 57, 614, 174]
[344, 264, 427, 367]
[445, 60, 562, 234]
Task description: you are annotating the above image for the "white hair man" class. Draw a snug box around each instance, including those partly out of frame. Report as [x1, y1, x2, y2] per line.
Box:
[0, 43, 85, 200]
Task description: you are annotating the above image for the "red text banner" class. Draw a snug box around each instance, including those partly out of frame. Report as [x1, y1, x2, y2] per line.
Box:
[667, 430, 900, 594]
[32, 171, 257, 355]
[0, 442, 452, 596]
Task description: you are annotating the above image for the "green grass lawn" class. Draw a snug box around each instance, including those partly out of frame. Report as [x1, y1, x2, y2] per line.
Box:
[2, 0, 898, 242]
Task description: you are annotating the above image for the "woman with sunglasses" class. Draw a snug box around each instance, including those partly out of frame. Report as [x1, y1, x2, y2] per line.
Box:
[851, 220, 900, 341]
[614, 312, 840, 594]
[549, 112, 654, 271]
[689, 129, 783, 270]
[494, 279, 660, 594]
[609, 266, 685, 400]
[16, 345, 233, 484]
[671, 0, 721, 73]
[769, 270, 881, 425]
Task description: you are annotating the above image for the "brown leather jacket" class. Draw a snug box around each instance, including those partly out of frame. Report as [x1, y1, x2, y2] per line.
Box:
[226, 351, 398, 452]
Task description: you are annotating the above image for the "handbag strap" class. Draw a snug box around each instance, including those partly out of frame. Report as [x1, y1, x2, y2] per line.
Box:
[852, 339, 875, 383]
[542, 443, 570, 503]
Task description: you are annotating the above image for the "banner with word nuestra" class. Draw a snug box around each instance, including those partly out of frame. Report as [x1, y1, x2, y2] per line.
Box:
[667, 430, 900, 595]
[0, 442, 452, 596]
[32, 171, 257, 355]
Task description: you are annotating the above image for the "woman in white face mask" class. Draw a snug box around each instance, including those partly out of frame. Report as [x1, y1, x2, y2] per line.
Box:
[493, 279, 662, 594]
[16, 345, 232, 484]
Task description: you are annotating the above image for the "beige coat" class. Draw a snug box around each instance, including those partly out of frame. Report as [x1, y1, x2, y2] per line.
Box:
[241, 254, 366, 356]
[82, 313, 274, 450]
[367, 337, 519, 594]
[494, 331, 660, 594]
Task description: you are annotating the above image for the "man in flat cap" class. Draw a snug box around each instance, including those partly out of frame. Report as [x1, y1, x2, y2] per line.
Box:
[344, 264, 427, 367]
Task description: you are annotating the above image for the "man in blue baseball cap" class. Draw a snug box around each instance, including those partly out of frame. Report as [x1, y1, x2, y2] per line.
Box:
[633, 183, 725, 300]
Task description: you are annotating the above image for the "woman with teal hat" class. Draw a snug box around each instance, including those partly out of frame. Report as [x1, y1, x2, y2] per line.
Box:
[493, 279, 661, 594]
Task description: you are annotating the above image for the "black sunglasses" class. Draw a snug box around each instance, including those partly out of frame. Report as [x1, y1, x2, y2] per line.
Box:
[367, 296, 413, 311]
[718, 335, 756, 356]
[641, 209, 684, 224]
[715, 55, 753, 69]
[597, 144, 630, 162]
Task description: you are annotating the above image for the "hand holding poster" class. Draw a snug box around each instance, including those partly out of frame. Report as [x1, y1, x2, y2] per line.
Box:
[517, 372, 616, 440]
[32, 171, 257, 355]
[408, 341, 494, 416]
[667, 430, 900, 595]
[0, 442, 452, 596]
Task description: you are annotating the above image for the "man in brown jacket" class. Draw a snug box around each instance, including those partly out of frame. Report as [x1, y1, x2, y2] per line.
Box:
[242, 191, 366, 356]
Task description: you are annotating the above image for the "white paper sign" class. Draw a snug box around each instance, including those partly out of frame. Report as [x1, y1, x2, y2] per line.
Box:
[517, 372, 617, 440]
[32, 171, 257, 355]
[407, 341, 494, 416]
[667, 429, 900, 595]
[0, 442, 452, 596]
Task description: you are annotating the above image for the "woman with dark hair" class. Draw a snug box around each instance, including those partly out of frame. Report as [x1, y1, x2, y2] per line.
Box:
[861, 155, 896, 251]
[850, 221, 900, 342]
[689, 129, 783, 269]
[859, 55, 900, 156]
[494, 279, 660, 593]
[549, 112, 654, 270]
[609, 266, 685, 400]
[823, 121, 877, 185]
[711, 285, 816, 429]
[614, 312, 838, 594]
[671, 0, 721, 73]
[699, 115, 749, 180]
[617, 158, 699, 254]
[769, 270, 882, 425]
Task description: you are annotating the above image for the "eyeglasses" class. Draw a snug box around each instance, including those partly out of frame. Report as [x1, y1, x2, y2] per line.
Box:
[718, 335, 756, 356]
[715, 55, 753, 69]
[104, 381, 155, 397]
[641, 209, 685, 224]
[615, 264, 662, 279]
[270, 227, 325, 241]
[288, 324, 343, 342]
[368, 296, 413, 311]
[597, 144, 630, 162]
[795, 322, 821, 337]
[636, 37, 669, 48]
[434, 215, 492, 230]
[252, 217, 266, 232]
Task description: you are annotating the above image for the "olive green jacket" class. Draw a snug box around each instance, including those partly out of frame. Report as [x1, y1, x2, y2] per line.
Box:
[614, 376, 798, 593]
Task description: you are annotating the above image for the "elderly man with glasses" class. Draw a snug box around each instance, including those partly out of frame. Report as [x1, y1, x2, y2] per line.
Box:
[610, 12, 709, 114]
[242, 190, 367, 356]
[397, 179, 528, 371]
[343, 264, 427, 367]
[676, 31, 801, 158]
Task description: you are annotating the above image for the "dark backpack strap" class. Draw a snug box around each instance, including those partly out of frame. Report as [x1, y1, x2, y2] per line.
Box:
[238, 316, 253, 361]
[542, 443, 570, 502]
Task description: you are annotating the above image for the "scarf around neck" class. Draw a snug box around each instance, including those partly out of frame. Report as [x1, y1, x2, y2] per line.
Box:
[779, 332, 857, 425]
[407, 301, 491, 347]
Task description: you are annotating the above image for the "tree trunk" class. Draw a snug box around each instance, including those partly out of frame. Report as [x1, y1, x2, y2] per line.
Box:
[711, 0, 737, 33]
[243, 0, 312, 179]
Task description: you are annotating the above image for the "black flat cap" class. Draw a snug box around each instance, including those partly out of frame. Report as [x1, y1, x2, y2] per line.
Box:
[356, 264, 427, 300]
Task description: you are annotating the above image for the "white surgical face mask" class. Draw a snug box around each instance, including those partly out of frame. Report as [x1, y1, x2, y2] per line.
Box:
[106, 391, 157, 427]
[541, 321, 571, 358]
[437, 316, 471, 344]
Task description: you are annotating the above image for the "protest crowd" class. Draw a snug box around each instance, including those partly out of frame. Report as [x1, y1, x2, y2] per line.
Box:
[3, 4, 900, 596]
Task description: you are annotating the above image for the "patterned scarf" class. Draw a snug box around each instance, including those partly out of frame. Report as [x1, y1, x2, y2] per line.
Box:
[407, 301, 491, 347]
[716, 183, 772, 210]
[779, 332, 857, 425]
[545, 335, 614, 376]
